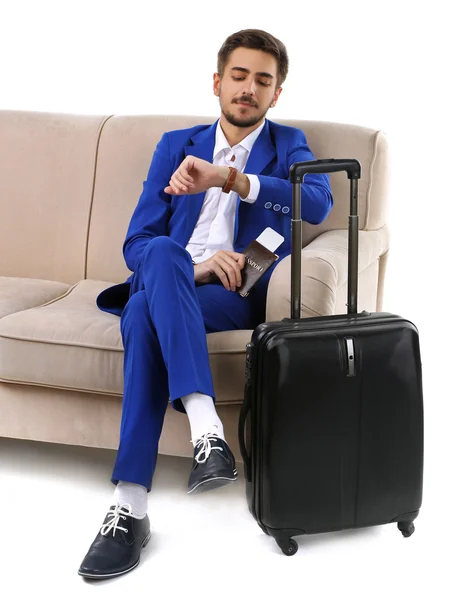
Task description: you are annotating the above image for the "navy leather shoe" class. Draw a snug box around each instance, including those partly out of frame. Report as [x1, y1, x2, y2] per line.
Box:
[187, 425, 238, 494]
[78, 504, 151, 579]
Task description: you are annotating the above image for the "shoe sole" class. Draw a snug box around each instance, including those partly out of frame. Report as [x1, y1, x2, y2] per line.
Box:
[78, 531, 152, 580]
[187, 470, 238, 495]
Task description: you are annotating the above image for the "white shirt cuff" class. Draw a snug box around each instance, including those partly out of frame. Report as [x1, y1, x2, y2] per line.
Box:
[242, 174, 260, 203]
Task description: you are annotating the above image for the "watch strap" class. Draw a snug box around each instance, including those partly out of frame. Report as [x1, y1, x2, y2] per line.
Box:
[222, 167, 238, 194]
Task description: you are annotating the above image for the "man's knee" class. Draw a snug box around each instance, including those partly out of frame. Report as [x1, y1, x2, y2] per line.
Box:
[120, 291, 148, 331]
[142, 236, 187, 262]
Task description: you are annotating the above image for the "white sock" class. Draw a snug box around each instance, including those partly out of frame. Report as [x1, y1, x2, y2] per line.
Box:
[181, 392, 225, 444]
[113, 481, 148, 519]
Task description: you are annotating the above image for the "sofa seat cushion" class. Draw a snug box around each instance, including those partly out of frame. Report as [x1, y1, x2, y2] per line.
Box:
[0, 279, 252, 403]
[0, 277, 71, 319]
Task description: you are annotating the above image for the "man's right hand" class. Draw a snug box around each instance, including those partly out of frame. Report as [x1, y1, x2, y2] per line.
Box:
[193, 250, 246, 292]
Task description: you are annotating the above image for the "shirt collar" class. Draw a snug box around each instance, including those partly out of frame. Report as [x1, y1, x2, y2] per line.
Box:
[213, 119, 265, 160]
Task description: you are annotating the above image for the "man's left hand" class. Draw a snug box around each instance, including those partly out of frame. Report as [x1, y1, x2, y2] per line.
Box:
[164, 156, 227, 196]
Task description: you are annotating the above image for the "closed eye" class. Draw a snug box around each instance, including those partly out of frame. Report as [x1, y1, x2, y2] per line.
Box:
[232, 76, 270, 86]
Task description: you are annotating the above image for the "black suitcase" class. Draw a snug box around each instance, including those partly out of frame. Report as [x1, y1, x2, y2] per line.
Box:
[238, 159, 424, 556]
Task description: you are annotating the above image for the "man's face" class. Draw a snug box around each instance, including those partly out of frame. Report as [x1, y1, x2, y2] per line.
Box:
[214, 47, 282, 128]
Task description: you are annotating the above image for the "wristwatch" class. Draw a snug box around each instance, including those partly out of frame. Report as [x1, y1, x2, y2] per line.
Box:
[222, 167, 238, 194]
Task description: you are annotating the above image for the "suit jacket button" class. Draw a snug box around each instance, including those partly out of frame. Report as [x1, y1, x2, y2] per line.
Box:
[282, 206, 290, 214]
[264, 202, 272, 209]
[273, 204, 281, 211]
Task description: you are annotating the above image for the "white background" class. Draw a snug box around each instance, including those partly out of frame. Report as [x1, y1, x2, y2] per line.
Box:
[1, 0, 448, 597]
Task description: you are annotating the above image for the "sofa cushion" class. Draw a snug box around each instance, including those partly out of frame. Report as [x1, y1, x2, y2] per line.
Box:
[0, 277, 71, 319]
[0, 279, 252, 403]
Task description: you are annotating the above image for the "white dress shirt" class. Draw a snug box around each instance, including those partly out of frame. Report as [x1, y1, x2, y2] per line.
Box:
[185, 120, 264, 264]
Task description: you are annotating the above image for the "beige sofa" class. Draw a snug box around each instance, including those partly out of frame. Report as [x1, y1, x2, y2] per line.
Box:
[0, 110, 390, 462]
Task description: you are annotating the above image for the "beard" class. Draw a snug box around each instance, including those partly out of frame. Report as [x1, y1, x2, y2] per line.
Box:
[220, 96, 270, 128]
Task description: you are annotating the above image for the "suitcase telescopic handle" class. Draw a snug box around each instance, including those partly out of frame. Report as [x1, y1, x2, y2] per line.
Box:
[287, 158, 362, 320]
[289, 158, 361, 183]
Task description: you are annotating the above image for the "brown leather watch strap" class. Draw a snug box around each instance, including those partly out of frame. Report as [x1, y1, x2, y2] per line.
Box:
[222, 167, 238, 194]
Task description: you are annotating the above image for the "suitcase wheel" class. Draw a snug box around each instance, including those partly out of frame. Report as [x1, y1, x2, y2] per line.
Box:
[397, 521, 415, 538]
[276, 538, 298, 556]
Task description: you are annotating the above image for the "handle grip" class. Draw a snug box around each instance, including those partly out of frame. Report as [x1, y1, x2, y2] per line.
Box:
[239, 347, 253, 482]
[238, 397, 251, 482]
[289, 158, 361, 183]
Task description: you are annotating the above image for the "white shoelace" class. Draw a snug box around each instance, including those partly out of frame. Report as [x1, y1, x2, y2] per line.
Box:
[100, 504, 131, 537]
[192, 425, 224, 464]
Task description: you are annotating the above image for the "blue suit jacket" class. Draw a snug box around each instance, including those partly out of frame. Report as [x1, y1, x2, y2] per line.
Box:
[96, 119, 333, 317]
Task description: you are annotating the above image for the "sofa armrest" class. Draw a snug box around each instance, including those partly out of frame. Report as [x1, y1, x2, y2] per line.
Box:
[265, 226, 390, 321]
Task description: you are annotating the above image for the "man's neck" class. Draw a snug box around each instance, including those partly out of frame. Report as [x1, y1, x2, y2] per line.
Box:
[219, 116, 264, 147]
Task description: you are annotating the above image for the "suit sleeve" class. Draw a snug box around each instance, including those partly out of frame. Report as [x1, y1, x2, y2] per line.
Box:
[122, 133, 174, 273]
[253, 130, 333, 225]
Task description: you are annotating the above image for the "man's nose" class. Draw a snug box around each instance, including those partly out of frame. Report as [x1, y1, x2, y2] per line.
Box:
[242, 78, 257, 96]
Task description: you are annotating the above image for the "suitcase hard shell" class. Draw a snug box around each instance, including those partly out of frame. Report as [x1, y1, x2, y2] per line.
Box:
[238, 159, 424, 556]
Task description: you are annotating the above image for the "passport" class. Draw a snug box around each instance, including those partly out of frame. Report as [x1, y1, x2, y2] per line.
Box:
[238, 239, 280, 297]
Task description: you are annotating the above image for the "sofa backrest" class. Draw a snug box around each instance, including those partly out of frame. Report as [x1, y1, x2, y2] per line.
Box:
[0, 110, 109, 283]
[0, 111, 389, 285]
[86, 116, 212, 284]
[87, 115, 389, 284]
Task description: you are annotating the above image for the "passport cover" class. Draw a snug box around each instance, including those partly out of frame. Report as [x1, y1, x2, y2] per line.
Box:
[238, 239, 279, 297]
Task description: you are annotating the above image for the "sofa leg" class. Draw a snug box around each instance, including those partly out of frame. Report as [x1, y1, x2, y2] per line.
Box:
[377, 250, 389, 312]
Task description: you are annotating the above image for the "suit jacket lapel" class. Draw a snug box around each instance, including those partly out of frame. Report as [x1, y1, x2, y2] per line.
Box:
[234, 121, 275, 244]
[181, 122, 218, 242]
[244, 120, 276, 175]
[184, 121, 218, 163]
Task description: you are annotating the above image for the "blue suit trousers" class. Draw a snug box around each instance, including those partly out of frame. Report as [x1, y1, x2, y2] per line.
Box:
[111, 237, 265, 492]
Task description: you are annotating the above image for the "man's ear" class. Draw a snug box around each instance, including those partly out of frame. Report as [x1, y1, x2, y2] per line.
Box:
[270, 86, 283, 108]
[213, 72, 220, 97]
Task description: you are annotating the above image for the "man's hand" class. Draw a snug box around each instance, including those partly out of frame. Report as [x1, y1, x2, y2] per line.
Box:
[194, 250, 246, 292]
[164, 156, 227, 196]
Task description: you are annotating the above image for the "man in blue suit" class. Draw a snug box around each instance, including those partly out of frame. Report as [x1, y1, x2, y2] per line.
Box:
[79, 29, 332, 579]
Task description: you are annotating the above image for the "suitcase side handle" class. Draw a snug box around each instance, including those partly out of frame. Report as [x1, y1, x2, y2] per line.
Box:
[289, 158, 361, 182]
[238, 398, 252, 482]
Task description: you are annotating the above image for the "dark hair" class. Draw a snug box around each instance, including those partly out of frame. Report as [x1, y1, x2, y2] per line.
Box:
[217, 29, 289, 87]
